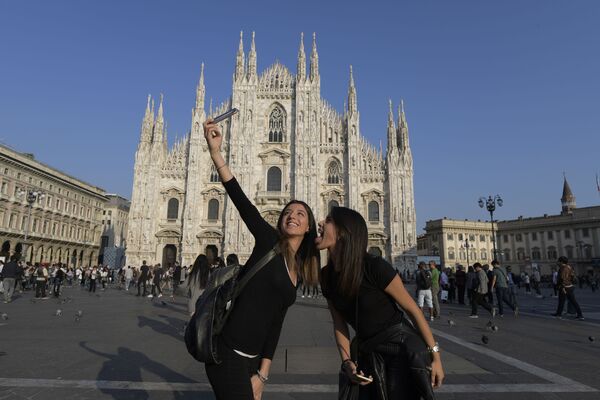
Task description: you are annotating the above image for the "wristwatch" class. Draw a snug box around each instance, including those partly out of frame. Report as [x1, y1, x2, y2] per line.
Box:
[428, 342, 440, 353]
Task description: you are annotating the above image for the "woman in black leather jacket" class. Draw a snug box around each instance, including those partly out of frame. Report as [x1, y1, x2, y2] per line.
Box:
[316, 207, 444, 399]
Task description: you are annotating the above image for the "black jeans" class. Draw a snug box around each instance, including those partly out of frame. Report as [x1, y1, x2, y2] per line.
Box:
[137, 278, 147, 295]
[205, 337, 260, 400]
[35, 280, 46, 298]
[457, 285, 466, 304]
[89, 279, 96, 293]
[359, 352, 420, 400]
[152, 282, 162, 296]
[495, 287, 516, 315]
[556, 287, 583, 317]
[53, 280, 62, 297]
[471, 292, 493, 316]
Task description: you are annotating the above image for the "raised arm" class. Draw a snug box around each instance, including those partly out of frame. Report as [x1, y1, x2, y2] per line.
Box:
[203, 120, 274, 240]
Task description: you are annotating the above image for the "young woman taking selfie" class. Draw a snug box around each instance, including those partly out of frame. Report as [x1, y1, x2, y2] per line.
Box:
[317, 206, 444, 399]
[202, 119, 320, 400]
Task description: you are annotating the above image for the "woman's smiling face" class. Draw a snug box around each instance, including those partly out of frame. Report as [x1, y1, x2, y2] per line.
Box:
[280, 203, 310, 238]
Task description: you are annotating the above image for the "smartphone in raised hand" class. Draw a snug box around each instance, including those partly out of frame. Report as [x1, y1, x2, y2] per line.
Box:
[211, 108, 239, 124]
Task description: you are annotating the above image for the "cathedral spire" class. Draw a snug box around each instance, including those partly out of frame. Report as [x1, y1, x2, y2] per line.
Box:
[297, 32, 306, 81]
[195, 63, 205, 112]
[153, 94, 165, 143]
[310, 32, 319, 82]
[235, 31, 245, 81]
[347, 65, 357, 115]
[140, 94, 153, 143]
[247, 31, 257, 80]
[386, 99, 396, 152]
[397, 100, 410, 152]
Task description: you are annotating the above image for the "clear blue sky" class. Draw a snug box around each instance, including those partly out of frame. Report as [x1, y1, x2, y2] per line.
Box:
[1, 1, 599, 232]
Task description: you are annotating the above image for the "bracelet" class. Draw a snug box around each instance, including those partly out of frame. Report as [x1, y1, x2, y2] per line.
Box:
[256, 370, 268, 383]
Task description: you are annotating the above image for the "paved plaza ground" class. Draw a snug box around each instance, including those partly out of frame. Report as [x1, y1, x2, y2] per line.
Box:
[0, 282, 599, 400]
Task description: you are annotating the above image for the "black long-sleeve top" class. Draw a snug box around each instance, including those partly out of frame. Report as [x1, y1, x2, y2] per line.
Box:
[220, 178, 296, 360]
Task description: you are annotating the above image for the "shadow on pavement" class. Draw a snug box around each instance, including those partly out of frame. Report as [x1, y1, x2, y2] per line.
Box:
[80, 342, 199, 400]
[137, 316, 184, 342]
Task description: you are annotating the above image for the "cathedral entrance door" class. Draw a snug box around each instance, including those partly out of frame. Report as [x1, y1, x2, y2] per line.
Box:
[205, 245, 218, 265]
[162, 245, 177, 269]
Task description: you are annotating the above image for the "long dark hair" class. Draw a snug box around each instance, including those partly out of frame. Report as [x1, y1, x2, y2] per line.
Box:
[322, 206, 368, 298]
[188, 254, 210, 289]
[275, 200, 320, 287]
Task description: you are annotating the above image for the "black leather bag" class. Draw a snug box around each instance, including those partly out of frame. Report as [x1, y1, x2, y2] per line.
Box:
[360, 318, 436, 400]
[185, 247, 279, 364]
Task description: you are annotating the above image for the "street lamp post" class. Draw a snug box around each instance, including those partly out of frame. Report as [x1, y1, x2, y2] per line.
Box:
[479, 195, 503, 261]
[461, 238, 471, 268]
[17, 188, 45, 262]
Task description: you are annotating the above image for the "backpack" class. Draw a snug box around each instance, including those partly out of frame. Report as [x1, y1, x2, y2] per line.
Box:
[37, 267, 45, 277]
[418, 270, 432, 290]
[184, 247, 279, 364]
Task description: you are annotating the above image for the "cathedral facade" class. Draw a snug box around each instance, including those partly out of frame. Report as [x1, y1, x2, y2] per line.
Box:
[126, 32, 417, 270]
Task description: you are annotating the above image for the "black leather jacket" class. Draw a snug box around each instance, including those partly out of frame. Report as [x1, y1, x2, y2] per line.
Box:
[358, 320, 435, 400]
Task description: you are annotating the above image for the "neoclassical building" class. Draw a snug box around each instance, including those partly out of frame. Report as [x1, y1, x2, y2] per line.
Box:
[99, 194, 130, 268]
[127, 32, 417, 269]
[418, 178, 600, 275]
[0, 143, 106, 266]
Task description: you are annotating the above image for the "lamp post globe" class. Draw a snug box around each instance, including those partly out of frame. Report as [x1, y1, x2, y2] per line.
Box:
[478, 195, 503, 261]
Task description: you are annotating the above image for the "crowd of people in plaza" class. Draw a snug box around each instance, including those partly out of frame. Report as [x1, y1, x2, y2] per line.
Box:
[412, 256, 592, 321]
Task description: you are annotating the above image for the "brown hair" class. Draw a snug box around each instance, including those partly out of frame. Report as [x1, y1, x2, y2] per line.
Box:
[276, 200, 320, 286]
[322, 207, 368, 298]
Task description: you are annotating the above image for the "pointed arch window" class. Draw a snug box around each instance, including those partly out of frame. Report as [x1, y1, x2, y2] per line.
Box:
[267, 167, 282, 192]
[268, 105, 285, 142]
[207, 199, 219, 221]
[327, 159, 342, 184]
[167, 198, 179, 220]
[328, 200, 339, 214]
[210, 165, 220, 183]
[368, 201, 380, 222]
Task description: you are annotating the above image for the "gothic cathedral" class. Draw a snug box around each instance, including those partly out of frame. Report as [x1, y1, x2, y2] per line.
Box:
[126, 32, 417, 270]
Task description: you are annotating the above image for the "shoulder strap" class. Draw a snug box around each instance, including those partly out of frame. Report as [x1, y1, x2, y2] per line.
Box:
[232, 246, 280, 300]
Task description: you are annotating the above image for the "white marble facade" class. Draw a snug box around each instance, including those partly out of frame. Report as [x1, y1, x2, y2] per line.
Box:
[126, 32, 417, 270]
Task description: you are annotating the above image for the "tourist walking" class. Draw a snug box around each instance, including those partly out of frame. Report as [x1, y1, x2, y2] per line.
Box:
[124, 266, 134, 291]
[465, 266, 477, 305]
[552, 257, 584, 320]
[429, 261, 441, 318]
[35, 264, 49, 299]
[89, 266, 98, 293]
[470, 263, 495, 318]
[203, 118, 321, 400]
[2, 255, 19, 303]
[532, 267, 543, 298]
[415, 261, 434, 321]
[149, 264, 163, 298]
[317, 206, 444, 398]
[136, 261, 150, 296]
[172, 264, 182, 297]
[455, 265, 466, 305]
[490, 260, 518, 317]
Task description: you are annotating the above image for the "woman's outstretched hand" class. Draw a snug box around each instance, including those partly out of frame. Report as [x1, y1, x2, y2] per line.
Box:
[203, 119, 222, 154]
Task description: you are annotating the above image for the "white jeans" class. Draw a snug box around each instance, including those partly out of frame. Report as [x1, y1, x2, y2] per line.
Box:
[417, 289, 433, 308]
